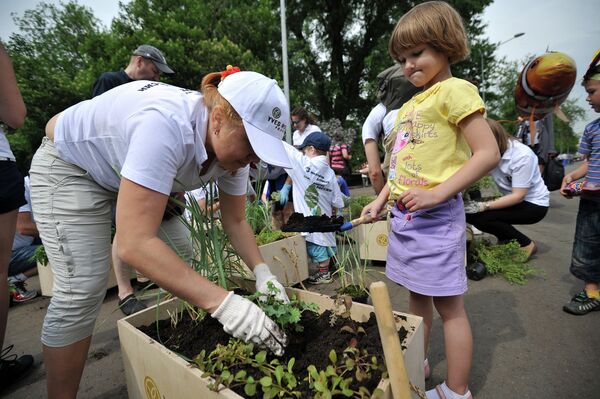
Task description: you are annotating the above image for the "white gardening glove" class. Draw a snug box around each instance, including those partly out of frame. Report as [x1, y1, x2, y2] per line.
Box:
[211, 291, 288, 356]
[253, 263, 290, 303]
[464, 201, 487, 214]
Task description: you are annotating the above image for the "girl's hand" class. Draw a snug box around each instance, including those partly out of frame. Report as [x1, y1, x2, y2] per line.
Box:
[398, 188, 441, 212]
[361, 198, 386, 220]
[560, 174, 574, 198]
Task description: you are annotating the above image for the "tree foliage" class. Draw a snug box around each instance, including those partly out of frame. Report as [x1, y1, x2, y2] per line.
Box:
[8, 0, 554, 173]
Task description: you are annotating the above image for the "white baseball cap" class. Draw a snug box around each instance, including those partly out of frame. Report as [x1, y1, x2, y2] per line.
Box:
[218, 71, 292, 168]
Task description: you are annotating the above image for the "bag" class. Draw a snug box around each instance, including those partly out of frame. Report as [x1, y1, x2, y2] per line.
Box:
[543, 157, 564, 191]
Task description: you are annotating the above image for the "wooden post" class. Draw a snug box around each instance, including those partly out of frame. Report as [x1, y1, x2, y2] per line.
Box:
[370, 281, 411, 399]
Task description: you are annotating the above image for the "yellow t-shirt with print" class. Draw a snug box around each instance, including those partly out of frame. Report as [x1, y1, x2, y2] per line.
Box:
[388, 77, 485, 198]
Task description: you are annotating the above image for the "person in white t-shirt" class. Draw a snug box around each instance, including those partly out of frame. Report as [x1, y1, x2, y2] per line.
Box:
[29, 69, 292, 398]
[283, 132, 345, 285]
[291, 106, 321, 147]
[361, 65, 419, 194]
[465, 119, 550, 259]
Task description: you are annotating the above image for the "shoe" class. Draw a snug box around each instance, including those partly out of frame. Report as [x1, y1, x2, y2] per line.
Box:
[0, 345, 34, 391]
[8, 281, 37, 303]
[307, 271, 333, 285]
[118, 294, 147, 316]
[426, 382, 473, 399]
[563, 291, 600, 315]
[521, 241, 537, 260]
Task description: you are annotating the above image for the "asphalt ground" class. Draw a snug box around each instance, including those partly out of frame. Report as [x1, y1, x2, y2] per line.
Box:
[4, 162, 600, 398]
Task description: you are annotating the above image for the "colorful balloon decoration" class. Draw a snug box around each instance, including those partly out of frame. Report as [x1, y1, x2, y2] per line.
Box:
[514, 51, 577, 120]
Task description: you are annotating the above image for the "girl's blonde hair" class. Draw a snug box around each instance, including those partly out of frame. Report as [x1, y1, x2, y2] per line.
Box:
[200, 72, 243, 124]
[389, 1, 469, 64]
[486, 118, 514, 156]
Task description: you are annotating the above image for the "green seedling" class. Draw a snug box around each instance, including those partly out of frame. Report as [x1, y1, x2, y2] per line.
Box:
[247, 282, 319, 333]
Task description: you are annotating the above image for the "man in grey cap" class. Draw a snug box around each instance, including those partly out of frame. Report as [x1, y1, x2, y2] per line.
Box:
[91, 44, 174, 97]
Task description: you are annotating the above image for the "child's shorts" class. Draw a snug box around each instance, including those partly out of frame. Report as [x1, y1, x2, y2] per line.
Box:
[306, 241, 336, 263]
[386, 194, 467, 296]
[570, 197, 600, 282]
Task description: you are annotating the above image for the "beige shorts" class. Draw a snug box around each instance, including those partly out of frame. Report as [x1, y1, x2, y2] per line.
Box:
[30, 138, 191, 347]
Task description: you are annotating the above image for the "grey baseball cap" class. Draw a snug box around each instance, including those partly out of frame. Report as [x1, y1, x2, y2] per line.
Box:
[132, 45, 174, 75]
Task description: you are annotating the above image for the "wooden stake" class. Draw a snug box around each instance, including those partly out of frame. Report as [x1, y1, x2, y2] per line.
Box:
[370, 281, 412, 399]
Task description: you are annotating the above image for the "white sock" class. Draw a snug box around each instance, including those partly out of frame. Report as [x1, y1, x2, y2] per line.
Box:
[426, 381, 471, 399]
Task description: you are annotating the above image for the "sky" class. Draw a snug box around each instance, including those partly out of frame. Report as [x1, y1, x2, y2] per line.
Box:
[1, 0, 599, 133]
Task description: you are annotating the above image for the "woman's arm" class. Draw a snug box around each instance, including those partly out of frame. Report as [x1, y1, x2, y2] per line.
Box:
[0, 43, 26, 128]
[485, 187, 528, 210]
[116, 178, 228, 313]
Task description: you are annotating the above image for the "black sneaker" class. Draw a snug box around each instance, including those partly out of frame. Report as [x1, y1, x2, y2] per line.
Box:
[563, 291, 600, 315]
[118, 294, 147, 316]
[0, 345, 34, 391]
[308, 271, 333, 285]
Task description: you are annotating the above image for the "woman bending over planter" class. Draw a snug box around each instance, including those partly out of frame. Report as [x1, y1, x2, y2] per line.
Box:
[465, 119, 549, 259]
[29, 68, 291, 399]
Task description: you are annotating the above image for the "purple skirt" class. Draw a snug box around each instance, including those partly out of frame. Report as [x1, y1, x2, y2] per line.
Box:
[386, 195, 467, 296]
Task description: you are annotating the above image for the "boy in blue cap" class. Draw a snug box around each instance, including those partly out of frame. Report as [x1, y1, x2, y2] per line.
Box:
[282, 132, 345, 284]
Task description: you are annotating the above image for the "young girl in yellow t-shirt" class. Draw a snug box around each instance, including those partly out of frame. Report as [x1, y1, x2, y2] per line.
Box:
[361, 2, 500, 398]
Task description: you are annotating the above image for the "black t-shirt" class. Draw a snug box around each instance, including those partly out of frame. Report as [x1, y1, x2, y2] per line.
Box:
[91, 70, 133, 97]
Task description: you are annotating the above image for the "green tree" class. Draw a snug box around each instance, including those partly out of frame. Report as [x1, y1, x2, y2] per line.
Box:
[109, 0, 282, 89]
[285, 0, 493, 124]
[6, 1, 105, 171]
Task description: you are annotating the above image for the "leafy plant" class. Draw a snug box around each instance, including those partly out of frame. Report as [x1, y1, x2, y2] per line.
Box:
[471, 240, 542, 284]
[247, 282, 319, 333]
[465, 176, 500, 198]
[255, 230, 296, 247]
[305, 348, 385, 399]
[348, 195, 375, 219]
[178, 180, 248, 290]
[245, 200, 272, 236]
[194, 341, 302, 398]
[31, 244, 48, 266]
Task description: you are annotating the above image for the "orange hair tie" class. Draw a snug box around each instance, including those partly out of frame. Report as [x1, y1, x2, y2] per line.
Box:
[220, 65, 241, 81]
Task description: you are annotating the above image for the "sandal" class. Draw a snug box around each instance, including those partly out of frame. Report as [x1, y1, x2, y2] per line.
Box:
[118, 294, 147, 316]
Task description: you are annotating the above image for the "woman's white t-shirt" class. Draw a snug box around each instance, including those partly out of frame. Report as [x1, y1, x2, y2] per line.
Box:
[54, 81, 248, 196]
[292, 124, 321, 147]
[361, 103, 399, 144]
[491, 140, 549, 207]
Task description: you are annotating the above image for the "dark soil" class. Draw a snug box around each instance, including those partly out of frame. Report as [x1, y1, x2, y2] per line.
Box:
[139, 305, 410, 398]
[282, 212, 345, 233]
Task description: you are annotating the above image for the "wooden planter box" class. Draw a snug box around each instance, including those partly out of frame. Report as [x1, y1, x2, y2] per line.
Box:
[355, 221, 389, 261]
[118, 287, 424, 399]
[241, 234, 308, 286]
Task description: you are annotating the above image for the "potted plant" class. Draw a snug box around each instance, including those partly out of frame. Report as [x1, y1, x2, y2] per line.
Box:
[118, 284, 425, 399]
[333, 234, 376, 304]
[244, 200, 308, 286]
[465, 176, 500, 202]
